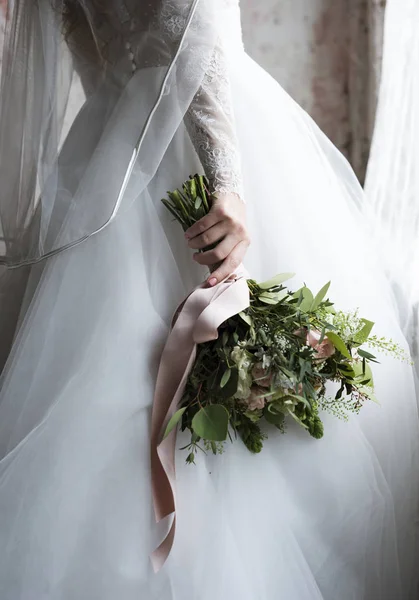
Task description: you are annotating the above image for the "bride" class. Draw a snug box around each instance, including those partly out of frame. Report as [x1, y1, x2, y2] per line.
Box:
[0, 1, 417, 598]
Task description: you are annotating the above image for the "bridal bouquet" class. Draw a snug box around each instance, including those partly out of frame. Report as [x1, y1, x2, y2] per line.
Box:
[160, 176, 407, 463]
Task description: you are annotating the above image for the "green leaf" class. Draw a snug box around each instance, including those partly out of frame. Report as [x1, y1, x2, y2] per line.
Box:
[259, 292, 280, 305]
[352, 360, 374, 387]
[299, 287, 314, 312]
[312, 282, 331, 310]
[264, 403, 286, 426]
[354, 319, 375, 344]
[220, 368, 231, 389]
[326, 332, 352, 359]
[192, 405, 229, 441]
[217, 367, 239, 399]
[335, 384, 344, 400]
[287, 408, 309, 430]
[259, 290, 289, 304]
[288, 393, 311, 410]
[163, 408, 187, 440]
[337, 364, 356, 380]
[239, 311, 253, 326]
[258, 273, 295, 290]
[358, 385, 379, 404]
[357, 348, 379, 362]
[186, 452, 196, 465]
[194, 196, 203, 210]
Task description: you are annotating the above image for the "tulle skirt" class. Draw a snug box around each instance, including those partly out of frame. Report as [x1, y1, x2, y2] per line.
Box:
[0, 52, 418, 599]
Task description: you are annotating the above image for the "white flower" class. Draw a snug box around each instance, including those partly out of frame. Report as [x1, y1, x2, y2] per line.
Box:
[231, 346, 253, 400]
[273, 334, 289, 352]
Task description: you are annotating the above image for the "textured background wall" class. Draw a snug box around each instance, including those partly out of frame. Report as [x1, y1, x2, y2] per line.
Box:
[0, 0, 384, 179]
[241, 0, 351, 154]
[241, 0, 385, 180]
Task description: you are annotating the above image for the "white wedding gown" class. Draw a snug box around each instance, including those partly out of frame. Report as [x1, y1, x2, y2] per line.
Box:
[0, 1, 418, 599]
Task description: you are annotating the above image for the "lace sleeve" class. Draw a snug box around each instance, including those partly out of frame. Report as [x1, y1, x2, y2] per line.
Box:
[184, 40, 244, 199]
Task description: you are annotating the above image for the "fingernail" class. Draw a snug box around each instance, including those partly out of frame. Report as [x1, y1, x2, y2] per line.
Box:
[208, 277, 217, 287]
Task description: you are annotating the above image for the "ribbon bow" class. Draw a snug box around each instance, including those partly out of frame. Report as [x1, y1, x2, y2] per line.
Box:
[150, 269, 250, 571]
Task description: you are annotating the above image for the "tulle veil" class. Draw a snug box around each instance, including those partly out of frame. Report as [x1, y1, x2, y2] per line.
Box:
[365, 0, 419, 360]
[0, 0, 217, 366]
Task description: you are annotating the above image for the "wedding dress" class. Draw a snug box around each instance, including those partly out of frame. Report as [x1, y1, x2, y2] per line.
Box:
[0, 1, 418, 599]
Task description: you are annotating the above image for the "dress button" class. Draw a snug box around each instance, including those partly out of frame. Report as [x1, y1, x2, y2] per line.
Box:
[125, 41, 131, 50]
[128, 51, 135, 60]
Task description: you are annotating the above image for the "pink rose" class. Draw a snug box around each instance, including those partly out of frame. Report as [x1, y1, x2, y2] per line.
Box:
[244, 386, 266, 411]
[295, 383, 303, 395]
[251, 362, 273, 388]
[306, 329, 335, 360]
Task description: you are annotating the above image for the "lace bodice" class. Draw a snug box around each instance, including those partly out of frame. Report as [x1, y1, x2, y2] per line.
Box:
[68, 0, 244, 199]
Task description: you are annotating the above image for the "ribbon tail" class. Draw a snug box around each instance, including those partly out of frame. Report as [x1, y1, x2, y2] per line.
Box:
[151, 516, 176, 573]
[150, 272, 250, 570]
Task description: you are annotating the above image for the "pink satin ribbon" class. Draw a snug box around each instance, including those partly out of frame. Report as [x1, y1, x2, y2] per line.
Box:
[150, 269, 250, 572]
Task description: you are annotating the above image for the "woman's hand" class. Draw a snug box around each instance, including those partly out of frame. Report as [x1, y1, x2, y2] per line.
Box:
[185, 193, 250, 286]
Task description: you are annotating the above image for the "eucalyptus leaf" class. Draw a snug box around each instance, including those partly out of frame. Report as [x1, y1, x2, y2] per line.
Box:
[192, 405, 229, 441]
[357, 348, 378, 362]
[259, 290, 289, 305]
[217, 367, 239, 399]
[258, 273, 295, 290]
[220, 368, 231, 389]
[326, 332, 352, 359]
[352, 360, 374, 387]
[239, 311, 253, 326]
[259, 293, 280, 305]
[299, 287, 314, 312]
[338, 364, 356, 380]
[312, 282, 331, 310]
[163, 407, 187, 440]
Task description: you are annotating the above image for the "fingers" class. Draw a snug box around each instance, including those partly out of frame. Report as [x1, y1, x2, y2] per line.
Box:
[207, 239, 250, 286]
[184, 192, 250, 286]
[185, 211, 221, 240]
[193, 235, 236, 266]
[187, 222, 228, 250]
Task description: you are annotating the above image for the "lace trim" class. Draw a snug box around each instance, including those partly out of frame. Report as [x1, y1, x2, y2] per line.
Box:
[160, 1, 190, 40]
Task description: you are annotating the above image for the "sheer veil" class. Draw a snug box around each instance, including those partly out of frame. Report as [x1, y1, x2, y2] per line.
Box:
[0, 0, 217, 364]
[365, 0, 419, 357]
